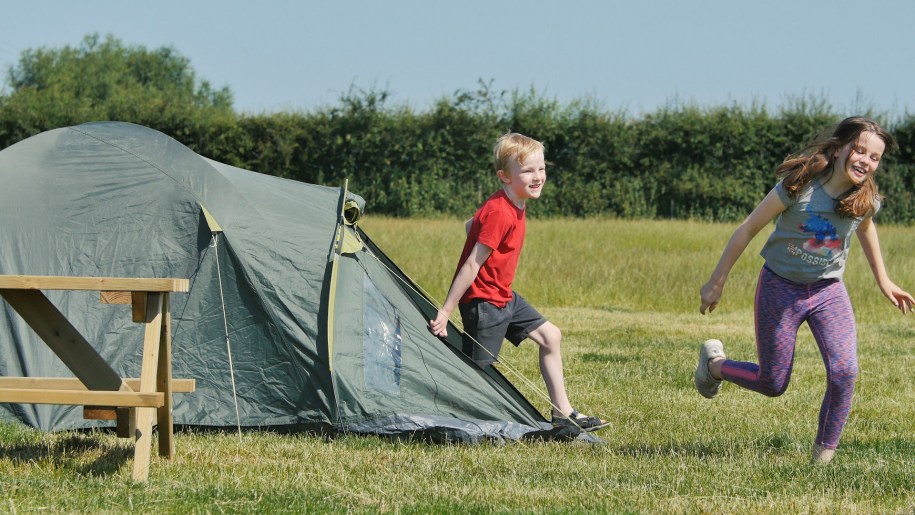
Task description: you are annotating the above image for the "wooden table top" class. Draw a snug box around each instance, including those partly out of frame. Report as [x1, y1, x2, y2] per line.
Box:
[0, 275, 189, 292]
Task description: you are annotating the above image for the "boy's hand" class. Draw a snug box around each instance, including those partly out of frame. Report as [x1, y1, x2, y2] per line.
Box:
[429, 309, 451, 337]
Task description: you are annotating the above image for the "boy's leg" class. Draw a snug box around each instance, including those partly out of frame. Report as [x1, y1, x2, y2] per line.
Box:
[507, 293, 607, 430]
[527, 321, 573, 417]
[501, 294, 571, 414]
[458, 300, 510, 367]
[806, 280, 858, 451]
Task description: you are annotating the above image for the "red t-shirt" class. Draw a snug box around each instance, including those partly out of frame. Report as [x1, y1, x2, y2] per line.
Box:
[456, 190, 526, 307]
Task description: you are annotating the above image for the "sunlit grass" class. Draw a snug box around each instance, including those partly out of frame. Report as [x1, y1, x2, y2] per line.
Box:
[363, 217, 915, 319]
[2, 217, 914, 513]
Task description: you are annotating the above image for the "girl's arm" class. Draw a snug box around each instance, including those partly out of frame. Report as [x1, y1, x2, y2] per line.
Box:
[855, 217, 914, 314]
[429, 242, 493, 337]
[700, 188, 786, 314]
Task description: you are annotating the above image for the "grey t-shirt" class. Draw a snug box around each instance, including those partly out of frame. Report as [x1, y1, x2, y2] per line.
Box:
[760, 180, 876, 284]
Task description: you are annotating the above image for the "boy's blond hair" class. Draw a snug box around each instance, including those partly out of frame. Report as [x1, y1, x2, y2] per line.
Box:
[493, 132, 544, 173]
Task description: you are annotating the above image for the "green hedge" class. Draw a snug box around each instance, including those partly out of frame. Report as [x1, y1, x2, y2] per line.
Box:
[3, 85, 914, 223]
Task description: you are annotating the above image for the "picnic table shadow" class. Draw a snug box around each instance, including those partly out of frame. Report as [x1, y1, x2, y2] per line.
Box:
[0, 429, 133, 477]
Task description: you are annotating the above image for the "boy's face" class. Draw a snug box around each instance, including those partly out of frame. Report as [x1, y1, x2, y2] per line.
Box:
[498, 150, 546, 203]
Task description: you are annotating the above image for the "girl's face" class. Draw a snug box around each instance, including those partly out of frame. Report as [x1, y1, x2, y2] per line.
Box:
[834, 131, 885, 187]
[498, 150, 546, 205]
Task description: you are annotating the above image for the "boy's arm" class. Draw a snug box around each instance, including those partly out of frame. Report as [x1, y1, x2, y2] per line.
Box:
[429, 242, 493, 337]
[855, 217, 914, 314]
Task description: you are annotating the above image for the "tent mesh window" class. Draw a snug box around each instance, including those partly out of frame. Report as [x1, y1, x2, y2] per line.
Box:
[362, 275, 402, 395]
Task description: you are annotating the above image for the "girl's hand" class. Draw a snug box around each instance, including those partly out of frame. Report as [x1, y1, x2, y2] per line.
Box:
[879, 280, 915, 314]
[699, 280, 723, 314]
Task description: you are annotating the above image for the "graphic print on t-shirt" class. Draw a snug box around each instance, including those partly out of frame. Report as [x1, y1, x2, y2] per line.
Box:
[798, 210, 842, 257]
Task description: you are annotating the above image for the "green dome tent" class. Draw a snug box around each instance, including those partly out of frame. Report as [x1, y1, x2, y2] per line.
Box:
[0, 121, 557, 442]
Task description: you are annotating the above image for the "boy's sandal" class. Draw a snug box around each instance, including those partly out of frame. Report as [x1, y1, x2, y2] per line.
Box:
[551, 410, 610, 432]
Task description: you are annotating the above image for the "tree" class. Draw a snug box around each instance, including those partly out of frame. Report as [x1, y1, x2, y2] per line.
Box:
[0, 33, 235, 147]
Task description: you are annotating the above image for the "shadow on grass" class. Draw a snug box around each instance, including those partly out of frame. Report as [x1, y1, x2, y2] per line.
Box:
[613, 434, 800, 459]
[579, 352, 641, 364]
[843, 435, 915, 454]
[0, 430, 132, 477]
[611, 435, 914, 465]
[613, 441, 725, 459]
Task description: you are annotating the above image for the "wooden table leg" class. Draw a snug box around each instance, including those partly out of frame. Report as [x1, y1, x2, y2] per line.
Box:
[131, 292, 162, 482]
[156, 293, 175, 458]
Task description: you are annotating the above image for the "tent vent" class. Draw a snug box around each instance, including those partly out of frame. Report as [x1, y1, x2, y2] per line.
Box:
[200, 204, 223, 232]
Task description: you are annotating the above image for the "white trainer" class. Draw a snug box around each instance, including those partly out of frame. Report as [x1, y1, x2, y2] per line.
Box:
[811, 443, 835, 464]
[695, 339, 726, 399]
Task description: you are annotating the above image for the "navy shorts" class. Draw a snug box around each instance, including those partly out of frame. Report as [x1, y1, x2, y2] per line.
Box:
[458, 292, 547, 367]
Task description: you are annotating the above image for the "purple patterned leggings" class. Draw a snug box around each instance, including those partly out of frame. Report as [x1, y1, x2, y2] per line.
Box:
[720, 266, 858, 449]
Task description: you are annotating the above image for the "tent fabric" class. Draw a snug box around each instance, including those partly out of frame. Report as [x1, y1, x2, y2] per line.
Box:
[0, 121, 556, 442]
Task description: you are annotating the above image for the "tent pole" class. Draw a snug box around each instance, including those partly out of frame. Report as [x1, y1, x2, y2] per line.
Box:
[324, 181, 349, 426]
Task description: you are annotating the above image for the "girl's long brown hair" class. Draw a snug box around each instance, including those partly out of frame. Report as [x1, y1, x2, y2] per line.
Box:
[776, 117, 896, 217]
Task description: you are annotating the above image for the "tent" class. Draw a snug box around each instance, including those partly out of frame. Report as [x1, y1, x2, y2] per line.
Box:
[0, 121, 561, 442]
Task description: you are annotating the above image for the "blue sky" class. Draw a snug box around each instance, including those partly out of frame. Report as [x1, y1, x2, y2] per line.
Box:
[1, 0, 913, 117]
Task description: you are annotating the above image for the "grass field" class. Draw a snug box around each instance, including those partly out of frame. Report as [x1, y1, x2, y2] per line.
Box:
[2, 217, 914, 513]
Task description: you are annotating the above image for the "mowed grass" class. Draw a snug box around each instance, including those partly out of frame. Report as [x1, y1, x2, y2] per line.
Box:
[2, 217, 914, 513]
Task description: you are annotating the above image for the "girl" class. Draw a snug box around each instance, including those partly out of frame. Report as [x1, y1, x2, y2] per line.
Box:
[695, 117, 913, 464]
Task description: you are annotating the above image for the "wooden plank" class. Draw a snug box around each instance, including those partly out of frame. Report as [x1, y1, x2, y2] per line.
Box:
[0, 275, 188, 293]
[83, 406, 119, 420]
[0, 377, 195, 393]
[132, 292, 163, 481]
[0, 388, 163, 407]
[118, 408, 136, 438]
[131, 292, 147, 323]
[157, 293, 175, 458]
[0, 289, 129, 392]
[100, 291, 132, 304]
[83, 407, 137, 438]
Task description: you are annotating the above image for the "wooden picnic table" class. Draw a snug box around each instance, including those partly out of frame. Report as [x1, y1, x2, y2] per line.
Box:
[0, 275, 194, 481]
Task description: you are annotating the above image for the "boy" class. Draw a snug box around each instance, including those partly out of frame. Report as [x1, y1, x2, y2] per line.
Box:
[429, 132, 608, 432]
